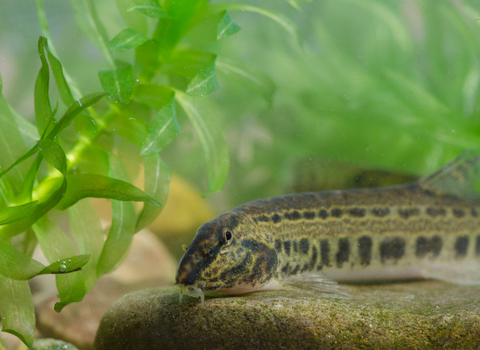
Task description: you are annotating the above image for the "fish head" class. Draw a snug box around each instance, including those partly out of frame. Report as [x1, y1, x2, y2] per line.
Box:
[176, 213, 278, 301]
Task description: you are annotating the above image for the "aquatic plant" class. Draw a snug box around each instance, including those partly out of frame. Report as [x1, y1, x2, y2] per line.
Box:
[0, 0, 296, 346]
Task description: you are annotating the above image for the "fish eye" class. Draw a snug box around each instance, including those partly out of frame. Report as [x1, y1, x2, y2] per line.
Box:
[222, 229, 233, 244]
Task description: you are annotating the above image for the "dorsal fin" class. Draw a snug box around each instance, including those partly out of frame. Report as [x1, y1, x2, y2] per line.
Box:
[419, 149, 480, 200]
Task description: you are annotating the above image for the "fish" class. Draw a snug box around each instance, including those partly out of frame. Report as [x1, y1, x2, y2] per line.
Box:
[175, 150, 480, 305]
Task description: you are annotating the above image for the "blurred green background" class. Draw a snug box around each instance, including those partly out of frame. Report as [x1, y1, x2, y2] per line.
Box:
[1, 0, 480, 212]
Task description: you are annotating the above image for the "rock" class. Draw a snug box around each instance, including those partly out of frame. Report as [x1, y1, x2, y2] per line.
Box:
[94, 281, 480, 349]
[35, 229, 176, 350]
[31, 338, 78, 350]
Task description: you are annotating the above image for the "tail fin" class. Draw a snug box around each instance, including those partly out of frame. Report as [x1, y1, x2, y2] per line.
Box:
[419, 149, 480, 200]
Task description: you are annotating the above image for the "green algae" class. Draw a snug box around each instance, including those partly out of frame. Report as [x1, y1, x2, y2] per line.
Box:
[94, 281, 480, 349]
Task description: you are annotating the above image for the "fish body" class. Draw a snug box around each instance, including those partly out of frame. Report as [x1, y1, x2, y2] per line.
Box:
[176, 151, 480, 303]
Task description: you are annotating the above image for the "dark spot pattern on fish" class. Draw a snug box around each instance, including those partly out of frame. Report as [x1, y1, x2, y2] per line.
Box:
[358, 236, 372, 266]
[471, 209, 479, 217]
[416, 235, 442, 258]
[349, 208, 366, 217]
[255, 215, 270, 223]
[272, 214, 282, 223]
[290, 264, 301, 275]
[281, 263, 290, 275]
[285, 211, 301, 221]
[318, 209, 328, 219]
[331, 208, 343, 218]
[300, 238, 309, 254]
[380, 237, 406, 263]
[308, 245, 318, 271]
[336, 238, 350, 268]
[303, 211, 315, 219]
[320, 239, 330, 268]
[372, 207, 390, 217]
[283, 241, 291, 256]
[426, 207, 446, 218]
[274, 239, 282, 252]
[455, 236, 469, 259]
[453, 209, 465, 218]
[292, 240, 298, 253]
[398, 208, 420, 219]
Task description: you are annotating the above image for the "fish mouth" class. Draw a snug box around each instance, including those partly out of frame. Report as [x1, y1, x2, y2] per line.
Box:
[177, 282, 206, 305]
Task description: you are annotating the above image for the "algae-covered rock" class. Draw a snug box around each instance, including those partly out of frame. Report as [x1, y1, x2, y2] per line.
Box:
[31, 338, 78, 349]
[94, 281, 480, 349]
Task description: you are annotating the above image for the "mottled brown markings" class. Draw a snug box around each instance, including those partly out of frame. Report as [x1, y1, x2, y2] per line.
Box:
[331, 208, 343, 218]
[452, 209, 465, 218]
[284, 211, 301, 221]
[455, 236, 469, 258]
[398, 208, 420, 219]
[349, 208, 366, 217]
[426, 207, 446, 218]
[304, 211, 315, 219]
[476, 235, 480, 257]
[300, 238, 309, 254]
[272, 213, 282, 223]
[319, 209, 329, 219]
[372, 207, 390, 217]
[358, 236, 372, 266]
[380, 237, 406, 263]
[336, 238, 350, 268]
[320, 239, 330, 268]
[416, 235, 442, 258]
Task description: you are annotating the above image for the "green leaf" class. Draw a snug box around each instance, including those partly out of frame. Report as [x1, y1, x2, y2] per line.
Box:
[56, 174, 162, 210]
[97, 156, 136, 277]
[99, 65, 133, 105]
[38, 254, 91, 275]
[141, 97, 179, 155]
[69, 0, 115, 67]
[114, 0, 148, 35]
[136, 154, 170, 231]
[0, 237, 46, 280]
[161, 50, 215, 78]
[208, 4, 301, 46]
[175, 92, 229, 194]
[0, 201, 38, 225]
[108, 106, 148, 146]
[33, 218, 86, 312]
[0, 82, 29, 187]
[126, 0, 169, 18]
[34, 37, 53, 136]
[217, 12, 241, 40]
[68, 200, 104, 292]
[46, 46, 75, 107]
[46, 92, 106, 140]
[0, 141, 68, 238]
[135, 39, 161, 79]
[9, 106, 40, 148]
[0, 276, 35, 347]
[37, 139, 67, 175]
[185, 59, 220, 96]
[137, 84, 174, 109]
[107, 28, 149, 52]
